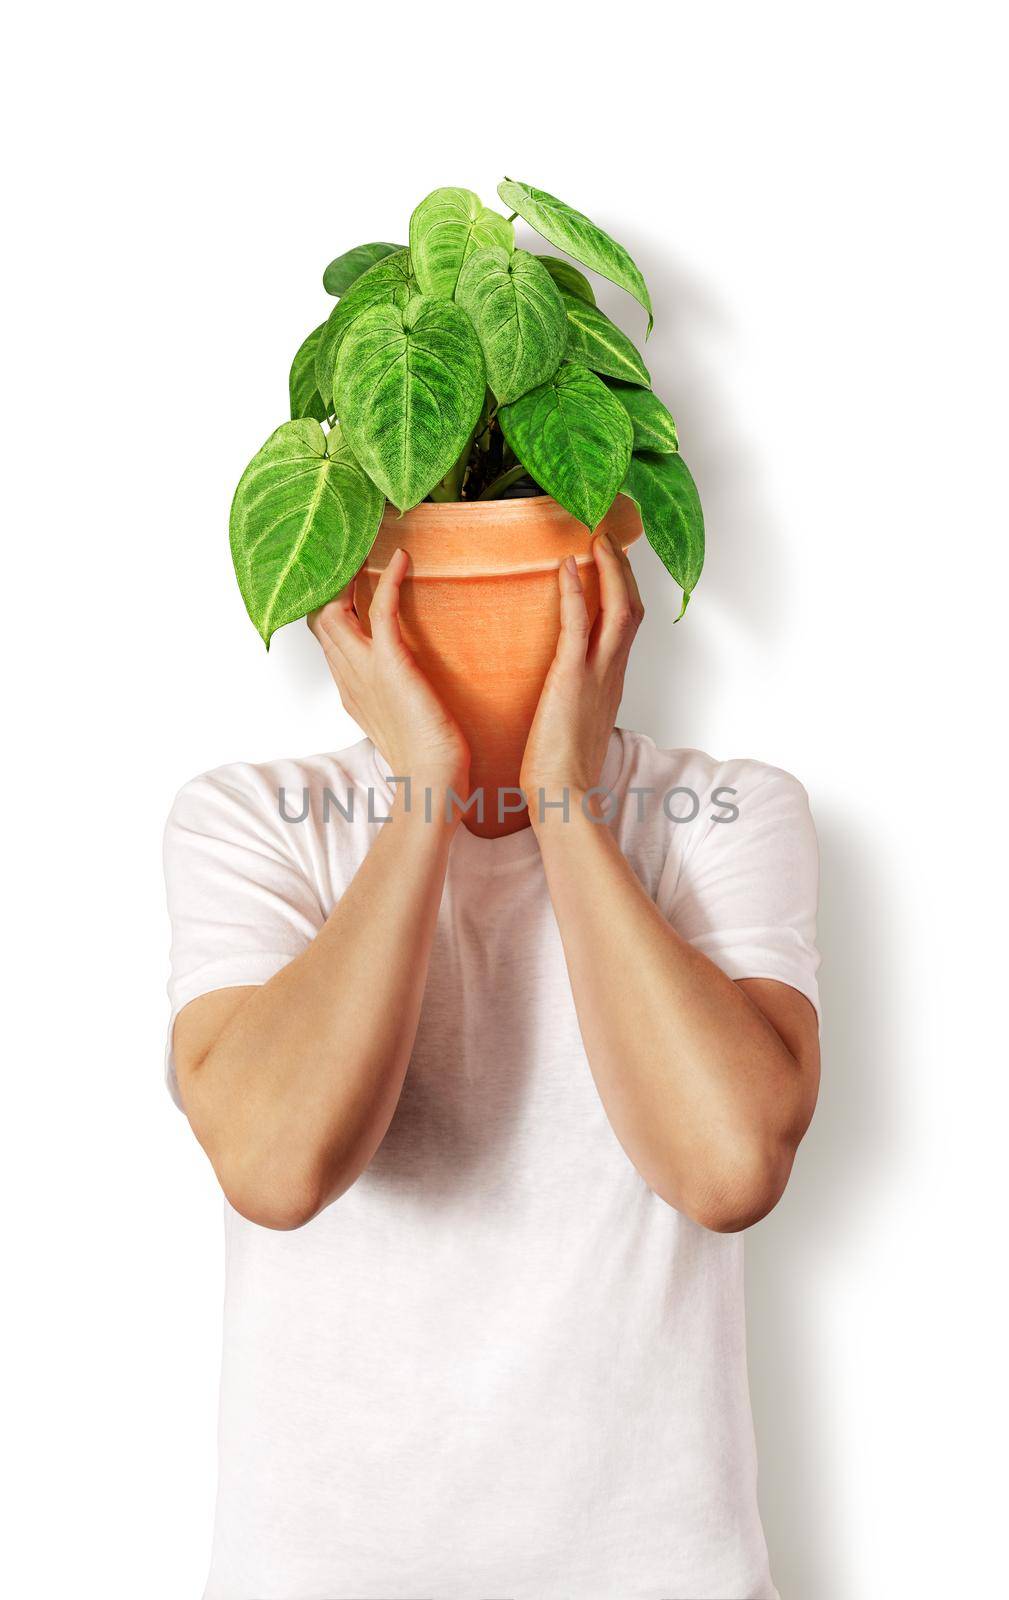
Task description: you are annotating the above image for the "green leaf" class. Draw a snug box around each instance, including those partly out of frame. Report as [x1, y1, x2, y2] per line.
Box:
[314, 249, 415, 409]
[499, 364, 633, 530]
[563, 294, 651, 386]
[498, 178, 653, 333]
[334, 293, 486, 511]
[323, 241, 403, 297]
[455, 247, 567, 403]
[230, 420, 385, 647]
[409, 188, 514, 299]
[606, 381, 678, 452]
[621, 451, 704, 618]
[289, 323, 328, 421]
[537, 255, 595, 305]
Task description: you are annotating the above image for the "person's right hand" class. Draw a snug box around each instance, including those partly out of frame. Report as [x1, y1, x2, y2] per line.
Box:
[308, 548, 470, 800]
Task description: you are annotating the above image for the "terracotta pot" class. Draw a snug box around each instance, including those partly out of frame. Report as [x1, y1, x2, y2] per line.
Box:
[353, 495, 643, 830]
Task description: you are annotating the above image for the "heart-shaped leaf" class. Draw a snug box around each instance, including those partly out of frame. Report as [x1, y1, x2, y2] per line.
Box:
[334, 294, 485, 511]
[409, 188, 514, 299]
[621, 451, 704, 618]
[315, 249, 415, 409]
[563, 294, 650, 386]
[289, 323, 328, 421]
[606, 381, 678, 452]
[537, 255, 596, 305]
[499, 178, 653, 333]
[499, 364, 633, 530]
[323, 241, 404, 297]
[230, 420, 385, 647]
[456, 247, 567, 403]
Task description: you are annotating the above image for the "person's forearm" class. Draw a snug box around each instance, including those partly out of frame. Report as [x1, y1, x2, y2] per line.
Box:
[184, 785, 457, 1226]
[534, 797, 813, 1230]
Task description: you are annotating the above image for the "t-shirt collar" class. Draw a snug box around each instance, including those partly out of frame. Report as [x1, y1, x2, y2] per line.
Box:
[369, 731, 626, 871]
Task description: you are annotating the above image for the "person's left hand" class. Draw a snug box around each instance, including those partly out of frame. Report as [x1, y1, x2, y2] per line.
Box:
[520, 530, 644, 817]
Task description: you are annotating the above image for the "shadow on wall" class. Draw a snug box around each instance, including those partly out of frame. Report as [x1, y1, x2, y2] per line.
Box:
[747, 809, 900, 1600]
[615, 245, 793, 747]
[619, 248, 902, 1598]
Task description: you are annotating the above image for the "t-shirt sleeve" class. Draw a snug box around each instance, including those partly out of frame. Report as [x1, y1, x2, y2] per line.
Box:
[657, 762, 821, 1022]
[163, 767, 325, 1107]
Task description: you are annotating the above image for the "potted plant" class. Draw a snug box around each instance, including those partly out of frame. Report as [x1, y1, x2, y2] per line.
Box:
[229, 181, 704, 778]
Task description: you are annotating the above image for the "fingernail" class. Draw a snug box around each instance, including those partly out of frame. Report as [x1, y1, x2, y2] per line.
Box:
[564, 555, 578, 575]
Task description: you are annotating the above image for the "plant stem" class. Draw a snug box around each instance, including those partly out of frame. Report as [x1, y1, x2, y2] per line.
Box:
[472, 389, 495, 451]
[478, 464, 529, 500]
[473, 400, 500, 453]
[428, 429, 475, 501]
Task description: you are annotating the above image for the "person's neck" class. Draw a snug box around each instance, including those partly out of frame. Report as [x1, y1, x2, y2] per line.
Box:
[460, 735, 530, 840]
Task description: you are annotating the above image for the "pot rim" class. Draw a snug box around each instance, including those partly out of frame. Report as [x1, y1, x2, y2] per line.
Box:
[385, 492, 559, 515]
[363, 492, 643, 578]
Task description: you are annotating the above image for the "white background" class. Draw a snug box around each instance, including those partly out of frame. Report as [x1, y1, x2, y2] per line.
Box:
[3, 4, 1006, 1596]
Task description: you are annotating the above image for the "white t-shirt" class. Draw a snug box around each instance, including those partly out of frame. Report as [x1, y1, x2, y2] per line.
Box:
[164, 729, 819, 1600]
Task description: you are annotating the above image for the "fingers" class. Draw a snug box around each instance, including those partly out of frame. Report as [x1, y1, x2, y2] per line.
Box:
[308, 599, 363, 718]
[368, 547, 410, 651]
[617, 537, 645, 625]
[555, 554, 591, 667]
[590, 531, 637, 662]
[309, 577, 367, 655]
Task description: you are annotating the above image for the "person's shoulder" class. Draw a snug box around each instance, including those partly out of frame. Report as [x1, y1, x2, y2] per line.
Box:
[614, 733, 818, 932]
[165, 737, 378, 838]
[615, 728, 812, 815]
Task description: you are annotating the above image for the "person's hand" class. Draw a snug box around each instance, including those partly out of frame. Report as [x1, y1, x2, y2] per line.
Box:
[520, 531, 644, 821]
[309, 548, 470, 800]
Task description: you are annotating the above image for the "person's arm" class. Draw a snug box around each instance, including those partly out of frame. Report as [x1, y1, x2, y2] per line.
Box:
[521, 536, 820, 1233]
[174, 550, 469, 1231]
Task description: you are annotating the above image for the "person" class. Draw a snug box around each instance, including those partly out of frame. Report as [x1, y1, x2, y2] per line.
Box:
[164, 531, 820, 1600]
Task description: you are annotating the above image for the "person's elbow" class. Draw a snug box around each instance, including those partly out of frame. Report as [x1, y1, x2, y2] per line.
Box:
[225, 1182, 323, 1233]
[179, 1068, 363, 1231]
[191, 1111, 364, 1231]
[657, 1130, 801, 1234]
[215, 1154, 330, 1231]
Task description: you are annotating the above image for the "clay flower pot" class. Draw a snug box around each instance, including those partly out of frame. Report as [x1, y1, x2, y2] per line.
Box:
[353, 494, 643, 821]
